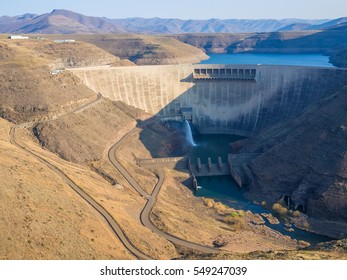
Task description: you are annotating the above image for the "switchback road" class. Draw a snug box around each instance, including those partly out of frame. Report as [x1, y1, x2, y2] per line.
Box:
[108, 119, 220, 254]
[10, 96, 152, 260]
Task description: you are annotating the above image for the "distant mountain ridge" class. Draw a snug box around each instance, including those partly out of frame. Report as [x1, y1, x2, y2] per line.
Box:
[0, 9, 125, 34]
[0, 9, 340, 34]
[107, 17, 329, 34]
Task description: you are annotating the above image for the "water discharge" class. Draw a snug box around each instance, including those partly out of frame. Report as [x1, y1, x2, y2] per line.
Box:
[183, 120, 197, 146]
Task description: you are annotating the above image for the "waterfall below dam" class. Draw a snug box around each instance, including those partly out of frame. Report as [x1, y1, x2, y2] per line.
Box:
[183, 120, 196, 146]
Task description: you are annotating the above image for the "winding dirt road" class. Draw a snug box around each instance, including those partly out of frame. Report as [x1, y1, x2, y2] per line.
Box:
[9, 96, 152, 260]
[10, 94, 220, 259]
[108, 120, 221, 254]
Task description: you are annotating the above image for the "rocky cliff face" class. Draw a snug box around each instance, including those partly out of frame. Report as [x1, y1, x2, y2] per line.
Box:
[329, 48, 347, 68]
[240, 86, 347, 226]
[175, 27, 347, 67]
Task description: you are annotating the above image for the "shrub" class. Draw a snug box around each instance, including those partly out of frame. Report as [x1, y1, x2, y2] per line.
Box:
[229, 210, 245, 218]
[292, 210, 301, 217]
[214, 202, 229, 215]
[302, 221, 310, 229]
[230, 211, 239, 217]
[288, 209, 301, 218]
[223, 215, 246, 230]
[238, 210, 245, 217]
[203, 198, 214, 208]
[272, 203, 288, 218]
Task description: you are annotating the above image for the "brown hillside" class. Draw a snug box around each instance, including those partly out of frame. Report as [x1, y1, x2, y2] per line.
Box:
[0, 118, 134, 260]
[43, 34, 209, 65]
[21, 40, 134, 68]
[0, 39, 131, 123]
[33, 99, 148, 164]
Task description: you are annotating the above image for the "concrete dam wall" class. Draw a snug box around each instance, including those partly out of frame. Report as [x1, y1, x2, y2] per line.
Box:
[71, 64, 347, 136]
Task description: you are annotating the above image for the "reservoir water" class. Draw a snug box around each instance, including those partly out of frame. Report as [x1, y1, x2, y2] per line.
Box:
[200, 53, 334, 67]
[184, 131, 332, 244]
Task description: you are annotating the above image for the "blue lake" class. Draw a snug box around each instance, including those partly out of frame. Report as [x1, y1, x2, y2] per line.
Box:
[200, 53, 334, 67]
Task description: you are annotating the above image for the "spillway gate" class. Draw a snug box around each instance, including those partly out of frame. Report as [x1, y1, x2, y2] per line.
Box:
[137, 155, 242, 188]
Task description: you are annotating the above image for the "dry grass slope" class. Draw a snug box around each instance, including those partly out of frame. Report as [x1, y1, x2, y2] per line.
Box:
[0, 118, 134, 260]
[33, 99, 147, 163]
[43, 34, 208, 65]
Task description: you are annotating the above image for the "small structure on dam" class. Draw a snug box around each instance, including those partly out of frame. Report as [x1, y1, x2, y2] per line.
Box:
[193, 67, 256, 81]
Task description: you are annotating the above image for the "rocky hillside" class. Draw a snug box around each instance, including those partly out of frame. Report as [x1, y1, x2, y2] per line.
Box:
[0, 118, 137, 260]
[25, 40, 133, 68]
[0, 38, 131, 123]
[0, 40, 93, 123]
[175, 26, 347, 67]
[174, 31, 319, 53]
[330, 47, 347, 67]
[227, 26, 347, 54]
[176, 26, 347, 54]
[33, 99, 148, 164]
[173, 33, 249, 53]
[238, 85, 347, 235]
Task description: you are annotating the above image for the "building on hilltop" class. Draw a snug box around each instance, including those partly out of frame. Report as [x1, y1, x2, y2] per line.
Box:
[8, 35, 29, 40]
[53, 39, 76, 44]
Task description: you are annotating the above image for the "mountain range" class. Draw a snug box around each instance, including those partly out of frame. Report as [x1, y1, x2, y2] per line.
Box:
[1, 9, 345, 34]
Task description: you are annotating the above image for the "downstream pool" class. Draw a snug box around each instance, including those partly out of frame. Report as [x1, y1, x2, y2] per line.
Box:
[184, 131, 332, 245]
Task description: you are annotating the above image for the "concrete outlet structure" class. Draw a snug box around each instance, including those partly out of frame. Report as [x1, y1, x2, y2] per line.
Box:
[71, 64, 347, 136]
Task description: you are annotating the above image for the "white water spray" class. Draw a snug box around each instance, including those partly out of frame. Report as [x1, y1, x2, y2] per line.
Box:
[183, 120, 197, 146]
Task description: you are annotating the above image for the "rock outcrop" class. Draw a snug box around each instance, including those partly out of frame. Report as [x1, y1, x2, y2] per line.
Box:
[239, 86, 347, 228]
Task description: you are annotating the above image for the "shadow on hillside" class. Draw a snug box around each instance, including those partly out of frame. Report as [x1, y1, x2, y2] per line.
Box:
[227, 26, 347, 56]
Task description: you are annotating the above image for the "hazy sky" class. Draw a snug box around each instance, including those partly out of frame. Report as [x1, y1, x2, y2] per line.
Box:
[2, 0, 347, 19]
